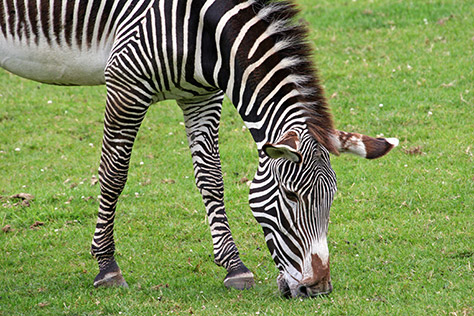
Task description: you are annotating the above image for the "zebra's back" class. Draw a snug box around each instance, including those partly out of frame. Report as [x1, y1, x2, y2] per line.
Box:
[0, 0, 152, 85]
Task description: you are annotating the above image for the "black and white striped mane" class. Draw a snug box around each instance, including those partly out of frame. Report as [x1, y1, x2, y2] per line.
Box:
[241, 0, 335, 152]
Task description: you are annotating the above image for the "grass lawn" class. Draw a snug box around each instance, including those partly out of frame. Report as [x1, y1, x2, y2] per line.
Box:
[1, 0, 473, 315]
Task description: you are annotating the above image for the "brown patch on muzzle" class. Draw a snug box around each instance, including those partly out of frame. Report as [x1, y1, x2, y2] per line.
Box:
[300, 254, 332, 296]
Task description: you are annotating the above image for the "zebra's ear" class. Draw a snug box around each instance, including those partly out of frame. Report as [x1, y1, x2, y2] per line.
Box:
[263, 131, 302, 163]
[331, 130, 399, 159]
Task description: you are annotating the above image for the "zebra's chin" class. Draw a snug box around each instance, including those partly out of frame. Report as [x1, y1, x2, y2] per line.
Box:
[277, 273, 333, 298]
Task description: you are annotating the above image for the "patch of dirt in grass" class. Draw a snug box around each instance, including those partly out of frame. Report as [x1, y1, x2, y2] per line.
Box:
[90, 175, 98, 186]
[161, 179, 175, 184]
[1, 193, 34, 207]
[37, 302, 50, 308]
[238, 176, 252, 186]
[30, 221, 44, 230]
[151, 283, 169, 290]
[403, 146, 424, 155]
[437, 14, 455, 25]
[450, 251, 473, 259]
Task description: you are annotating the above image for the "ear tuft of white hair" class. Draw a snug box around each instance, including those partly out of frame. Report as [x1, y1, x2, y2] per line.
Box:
[332, 130, 398, 159]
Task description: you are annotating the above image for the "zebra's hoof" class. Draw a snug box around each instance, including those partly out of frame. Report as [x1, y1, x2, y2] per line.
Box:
[224, 267, 255, 290]
[94, 271, 129, 288]
[93, 261, 129, 288]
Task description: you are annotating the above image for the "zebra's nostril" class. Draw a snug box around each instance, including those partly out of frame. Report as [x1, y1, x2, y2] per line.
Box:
[327, 281, 333, 294]
[297, 285, 309, 297]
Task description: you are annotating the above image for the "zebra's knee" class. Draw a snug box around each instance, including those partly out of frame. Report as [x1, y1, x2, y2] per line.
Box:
[195, 176, 224, 200]
[90, 240, 114, 259]
[197, 186, 224, 202]
[90, 225, 116, 258]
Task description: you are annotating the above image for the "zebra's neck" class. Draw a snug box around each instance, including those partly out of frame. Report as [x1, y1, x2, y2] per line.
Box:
[198, 0, 334, 148]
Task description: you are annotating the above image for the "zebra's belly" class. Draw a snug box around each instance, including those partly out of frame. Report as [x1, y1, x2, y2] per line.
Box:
[0, 39, 110, 86]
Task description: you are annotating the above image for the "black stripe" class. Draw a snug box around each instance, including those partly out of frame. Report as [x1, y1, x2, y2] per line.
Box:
[86, 0, 101, 48]
[52, 0, 62, 45]
[0, 0, 7, 38]
[39, 0, 51, 45]
[75, 0, 87, 48]
[96, 0, 113, 44]
[64, 0, 74, 46]
[15, 0, 27, 42]
[6, 0, 15, 38]
[27, 0, 39, 45]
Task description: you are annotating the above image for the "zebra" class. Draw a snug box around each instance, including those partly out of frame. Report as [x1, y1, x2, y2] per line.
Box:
[0, 0, 398, 297]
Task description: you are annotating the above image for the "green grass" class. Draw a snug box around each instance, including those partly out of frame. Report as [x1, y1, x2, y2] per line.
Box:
[1, 0, 473, 315]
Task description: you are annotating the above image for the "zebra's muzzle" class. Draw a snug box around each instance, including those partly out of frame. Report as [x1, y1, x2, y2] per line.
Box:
[278, 273, 333, 298]
[296, 280, 333, 298]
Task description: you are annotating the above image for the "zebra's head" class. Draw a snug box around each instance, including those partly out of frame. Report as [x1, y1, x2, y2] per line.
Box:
[250, 128, 398, 298]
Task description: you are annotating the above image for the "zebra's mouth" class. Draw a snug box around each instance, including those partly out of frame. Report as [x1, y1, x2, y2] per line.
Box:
[298, 281, 333, 297]
[277, 274, 292, 298]
[277, 273, 333, 298]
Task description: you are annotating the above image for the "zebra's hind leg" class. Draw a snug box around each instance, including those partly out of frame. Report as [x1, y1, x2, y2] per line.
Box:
[91, 64, 152, 288]
[180, 93, 255, 290]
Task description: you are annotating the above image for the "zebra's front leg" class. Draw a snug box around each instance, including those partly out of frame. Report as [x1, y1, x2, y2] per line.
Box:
[181, 94, 255, 290]
[91, 74, 151, 288]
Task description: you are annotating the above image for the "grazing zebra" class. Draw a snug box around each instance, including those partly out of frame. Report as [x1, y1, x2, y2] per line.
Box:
[0, 0, 398, 297]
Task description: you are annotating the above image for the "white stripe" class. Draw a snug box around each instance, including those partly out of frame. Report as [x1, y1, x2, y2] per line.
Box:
[2, 1, 11, 41]
[181, 0, 193, 85]
[60, 0, 68, 45]
[260, 221, 303, 275]
[81, 0, 95, 50]
[149, 11, 166, 91]
[226, 14, 261, 103]
[236, 40, 293, 113]
[98, 0, 120, 48]
[248, 19, 288, 59]
[48, 0, 55, 43]
[115, 0, 153, 39]
[247, 57, 303, 116]
[194, 0, 216, 84]
[91, 0, 108, 50]
[72, 0, 81, 48]
[159, 0, 172, 88]
[22, 0, 32, 42]
[171, 0, 179, 83]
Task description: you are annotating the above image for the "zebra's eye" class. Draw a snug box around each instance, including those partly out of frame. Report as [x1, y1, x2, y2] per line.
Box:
[283, 189, 299, 202]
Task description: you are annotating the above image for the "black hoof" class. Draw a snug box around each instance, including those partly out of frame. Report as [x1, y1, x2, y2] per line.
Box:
[224, 265, 255, 290]
[93, 260, 129, 288]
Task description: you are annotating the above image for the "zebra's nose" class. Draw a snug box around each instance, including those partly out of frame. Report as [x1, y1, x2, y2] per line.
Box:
[296, 284, 310, 297]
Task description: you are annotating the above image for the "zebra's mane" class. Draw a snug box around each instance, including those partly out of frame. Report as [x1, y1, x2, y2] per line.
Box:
[248, 0, 336, 153]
